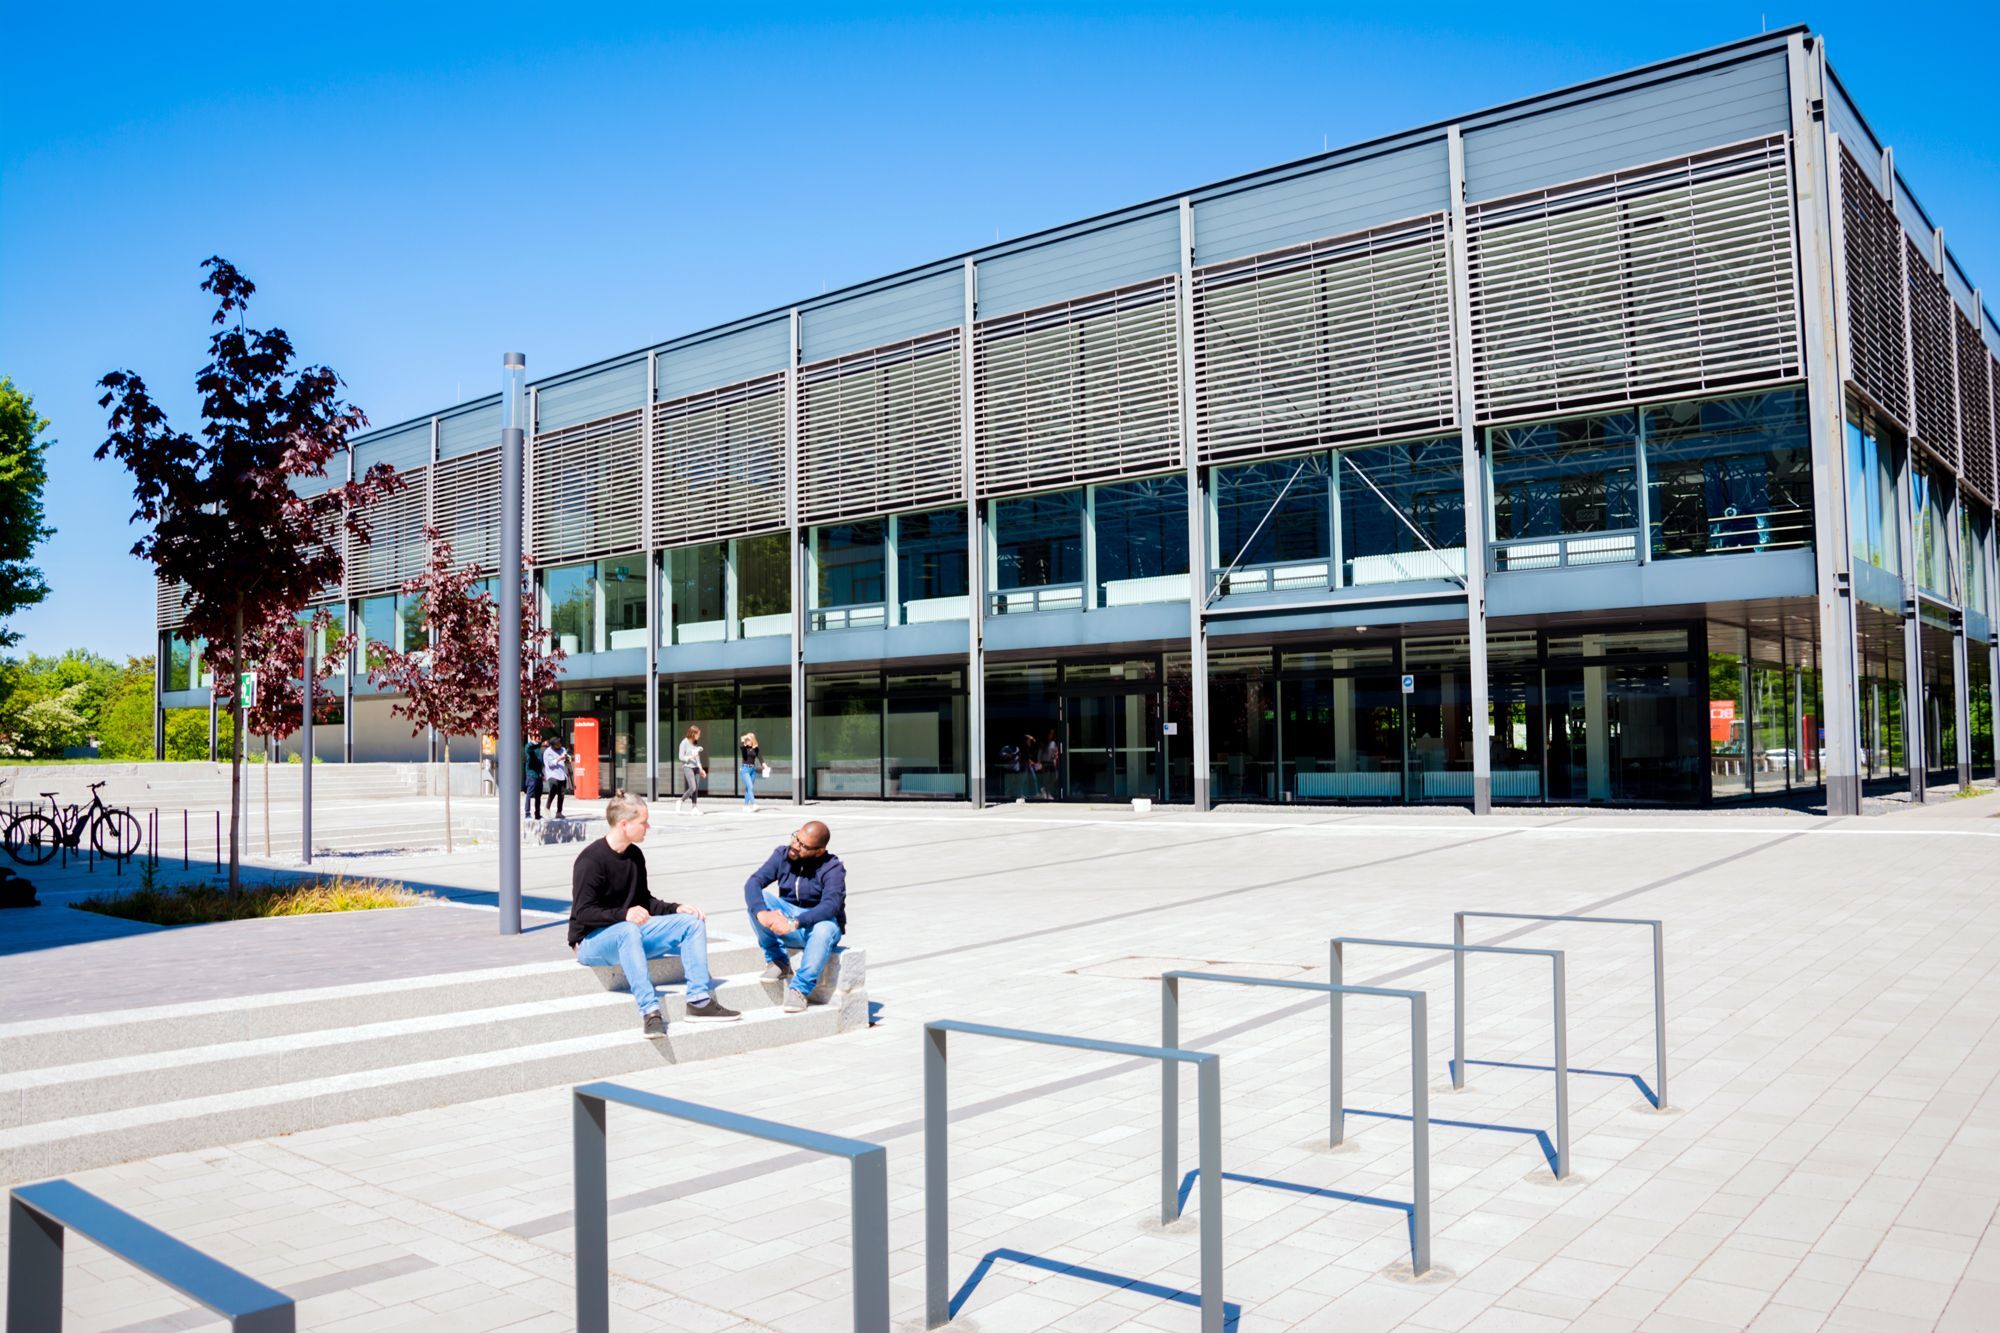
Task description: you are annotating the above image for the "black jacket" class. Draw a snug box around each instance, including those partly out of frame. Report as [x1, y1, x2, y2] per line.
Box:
[569, 838, 681, 947]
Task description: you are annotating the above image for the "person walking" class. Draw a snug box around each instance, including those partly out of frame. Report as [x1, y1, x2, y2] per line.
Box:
[541, 730, 571, 819]
[676, 725, 707, 814]
[740, 732, 767, 811]
[523, 734, 545, 820]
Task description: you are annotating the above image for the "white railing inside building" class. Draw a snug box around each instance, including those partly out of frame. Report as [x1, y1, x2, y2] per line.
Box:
[1489, 530, 1640, 571]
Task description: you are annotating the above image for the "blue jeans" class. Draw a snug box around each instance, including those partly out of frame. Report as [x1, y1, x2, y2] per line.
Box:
[741, 764, 758, 806]
[576, 915, 716, 1014]
[750, 887, 841, 996]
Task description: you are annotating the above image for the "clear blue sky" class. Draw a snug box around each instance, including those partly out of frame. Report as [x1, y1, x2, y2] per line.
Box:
[3, 2, 1995, 663]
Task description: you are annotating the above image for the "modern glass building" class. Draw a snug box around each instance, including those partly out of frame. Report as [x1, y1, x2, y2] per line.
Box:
[156, 27, 2000, 813]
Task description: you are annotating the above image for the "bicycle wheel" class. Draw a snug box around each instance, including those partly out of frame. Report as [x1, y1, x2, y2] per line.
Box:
[4, 812, 60, 866]
[92, 808, 142, 860]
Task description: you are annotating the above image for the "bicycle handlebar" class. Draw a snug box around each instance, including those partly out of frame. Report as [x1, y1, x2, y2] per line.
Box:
[88, 781, 108, 792]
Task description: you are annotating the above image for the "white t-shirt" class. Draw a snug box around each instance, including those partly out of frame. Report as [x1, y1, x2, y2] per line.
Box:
[678, 739, 703, 768]
[542, 746, 570, 781]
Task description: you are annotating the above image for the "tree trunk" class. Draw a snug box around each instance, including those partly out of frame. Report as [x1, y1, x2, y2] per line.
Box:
[443, 735, 454, 853]
[228, 610, 244, 893]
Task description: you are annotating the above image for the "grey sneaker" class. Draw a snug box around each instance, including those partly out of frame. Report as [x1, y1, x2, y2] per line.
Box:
[642, 1009, 665, 1038]
[783, 987, 809, 1014]
[683, 996, 742, 1023]
[762, 959, 794, 983]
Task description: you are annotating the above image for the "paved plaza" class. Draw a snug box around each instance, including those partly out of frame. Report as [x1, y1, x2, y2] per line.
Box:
[4, 797, 2000, 1331]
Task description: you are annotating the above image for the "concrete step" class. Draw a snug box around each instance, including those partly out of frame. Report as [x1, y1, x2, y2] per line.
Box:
[0, 970, 816, 1129]
[0, 941, 862, 1071]
[0, 997, 866, 1184]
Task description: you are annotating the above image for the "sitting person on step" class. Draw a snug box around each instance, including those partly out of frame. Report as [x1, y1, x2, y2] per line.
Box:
[743, 820, 847, 1015]
[571, 792, 740, 1036]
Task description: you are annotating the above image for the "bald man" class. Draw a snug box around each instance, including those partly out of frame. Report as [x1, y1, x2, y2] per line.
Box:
[744, 820, 847, 1014]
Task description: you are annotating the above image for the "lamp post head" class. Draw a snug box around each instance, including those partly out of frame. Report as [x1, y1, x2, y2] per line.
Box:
[501, 353, 527, 434]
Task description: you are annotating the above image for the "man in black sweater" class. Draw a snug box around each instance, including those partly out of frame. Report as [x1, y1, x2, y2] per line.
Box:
[571, 792, 740, 1036]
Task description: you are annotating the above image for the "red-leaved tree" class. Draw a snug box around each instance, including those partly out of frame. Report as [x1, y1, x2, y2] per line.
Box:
[368, 529, 565, 850]
[206, 605, 352, 854]
[97, 258, 400, 889]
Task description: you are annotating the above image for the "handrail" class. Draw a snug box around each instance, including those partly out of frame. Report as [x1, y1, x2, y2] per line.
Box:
[1163, 971, 1431, 1274]
[1455, 911, 1667, 1109]
[1331, 936, 1570, 1178]
[923, 1019, 1224, 1332]
[8, 1179, 295, 1332]
[572, 1082, 889, 1332]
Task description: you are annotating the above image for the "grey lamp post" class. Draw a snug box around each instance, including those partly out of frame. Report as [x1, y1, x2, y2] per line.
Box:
[498, 352, 527, 936]
[302, 622, 314, 864]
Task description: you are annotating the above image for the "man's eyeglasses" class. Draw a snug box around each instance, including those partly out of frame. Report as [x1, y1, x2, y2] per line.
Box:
[788, 833, 826, 853]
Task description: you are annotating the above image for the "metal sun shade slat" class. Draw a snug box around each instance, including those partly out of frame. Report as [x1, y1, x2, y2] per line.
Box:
[1838, 145, 1909, 426]
[798, 329, 962, 524]
[531, 409, 646, 566]
[1907, 240, 1958, 471]
[974, 277, 1182, 498]
[1956, 317, 1994, 505]
[1465, 136, 1801, 423]
[653, 374, 787, 547]
[1193, 213, 1454, 465]
[433, 447, 504, 575]
[350, 465, 430, 596]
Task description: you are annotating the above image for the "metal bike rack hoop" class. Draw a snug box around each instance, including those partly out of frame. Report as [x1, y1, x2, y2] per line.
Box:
[1162, 970, 1432, 1274]
[572, 1082, 890, 1333]
[8, 1179, 295, 1332]
[1455, 910, 1667, 1109]
[922, 1019, 1224, 1332]
[1331, 936, 1570, 1179]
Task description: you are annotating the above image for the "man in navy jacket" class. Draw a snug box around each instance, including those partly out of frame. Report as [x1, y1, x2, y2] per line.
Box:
[744, 820, 847, 1014]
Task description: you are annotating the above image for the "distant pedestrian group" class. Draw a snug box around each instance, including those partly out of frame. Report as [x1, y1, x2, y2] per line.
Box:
[524, 729, 572, 820]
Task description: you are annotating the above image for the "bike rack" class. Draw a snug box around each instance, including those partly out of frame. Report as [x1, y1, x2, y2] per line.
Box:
[1455, 911, 1668, 1109]
[571, 1081, 889, 1333]
[1332, 936, 1570, 1179]
[1163, 970, 1431, 1274]
[923, 1019, 1224, 1332]
[8, 1179, 294, 1331]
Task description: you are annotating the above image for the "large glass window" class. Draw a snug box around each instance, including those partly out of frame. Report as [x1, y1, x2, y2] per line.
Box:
[736, 533, 790, 638]
[807, 671, 884, 797]
[1489, 412, 1639, 540]
[1339, 438, 1464, 584]
[1961, 506, 1991, 617]
[599, 558, 646, 651]
[1094, 475, 1188, 606]
[162, 634, 202, 692]
[886, 670, 967, 798]
[1913, 460, 1951, 599]
[299, 605, 347, 675]
[1213, 455, 1331, 592]
[543, 562, 596, 656]
[991, 490, 1084, 610]
[666, 542, 727, 644]
[1846, 421, 1902, 574]
[813, 521, 886, 628]
[1706, 623, 1750, 800]
[1207, 648, 1275, 801]
[1644, 389, 1812, 559]
[896, 508, 968, 623]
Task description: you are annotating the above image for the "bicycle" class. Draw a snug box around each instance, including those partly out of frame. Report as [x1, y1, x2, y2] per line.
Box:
[3, 781, 143, 866]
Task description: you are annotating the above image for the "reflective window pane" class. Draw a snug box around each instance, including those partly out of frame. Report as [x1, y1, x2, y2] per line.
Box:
[735, 533, 791, 637]
[599, 558, 646, 651]
[543, 562, 595, 656]
[896, 508, 968, 622]
[1338, 438, 1464, 584]
[1489, 412, 1639, 539]
[1644, 389, 1812, 559]
[814, 522, 886, 612]
[992, 490, 1084, 590]
[666, 543, 727, 644]
[1093, 474, 1188, 605]
[1214, 455, 1331, 575]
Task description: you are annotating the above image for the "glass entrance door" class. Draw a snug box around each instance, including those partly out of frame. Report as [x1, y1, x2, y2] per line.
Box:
[1064, 691, 1160, 800]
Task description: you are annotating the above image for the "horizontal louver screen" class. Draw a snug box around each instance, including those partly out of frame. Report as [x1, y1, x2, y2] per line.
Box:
[974, 277, 1181, 498]
[1466, 136, 1801, 422]
[434, 447, 503, 575]
[156, 578, 188, 631]
[1907, 240, 1957, 470]
[350, 466, 429, 596]
[531, 409, 645, 564]
[1958, 319, 1994, 504]
[1193, 214, 1453, 465]
[799, 330, 962, 524]
[1838, 145, 1910, 426]
[654, 375, 787, 547]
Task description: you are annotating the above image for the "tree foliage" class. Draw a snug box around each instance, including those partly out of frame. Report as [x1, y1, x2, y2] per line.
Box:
[0, 378, 56, 647]
[96, 258, 395, 887]
[0, 649, 133, 757]
[204, 605, 351, 740]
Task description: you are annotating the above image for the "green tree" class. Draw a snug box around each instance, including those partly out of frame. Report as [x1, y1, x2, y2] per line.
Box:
[0, 379, 56, 647]
[97, 656, 157, 759]
[10, 683, 89, 756]
[164, 707, 231, 761]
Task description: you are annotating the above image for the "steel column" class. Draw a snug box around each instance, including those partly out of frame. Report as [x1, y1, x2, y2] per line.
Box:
[1176, 198, 1211, 811]
[962, 260, 986, 809]
[300, 625, 313, 865]
[1445, 126, 1493, 814]
[7, 1194, 63, 1331]
[644, 351, 661, 800]
[572, 1091, 609, 1333]
[497, 353, 526, 936]
[787, 310, 807, 805]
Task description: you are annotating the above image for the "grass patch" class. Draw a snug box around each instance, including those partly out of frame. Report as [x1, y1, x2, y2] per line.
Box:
[72, 874, 432, 926]
[1952, 783, 1994, 800]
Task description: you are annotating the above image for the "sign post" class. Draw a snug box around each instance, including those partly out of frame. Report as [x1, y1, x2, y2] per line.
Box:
[301, 625, 313, 865]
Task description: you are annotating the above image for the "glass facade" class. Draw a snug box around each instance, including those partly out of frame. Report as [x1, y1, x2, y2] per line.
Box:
[162, 635, 204, 692]
[1338, 437, 1464, 584]
[1214, 456, 1332, 582]
[666, 542, 728, 644]
[1093, 475, 1188, 606]
[599, 558, 646, 651]
[1962, 505, 1991, 617]
[1644, 389, 1812, 558]
[1846, 420, 1902, 574]
[986, 657, 1159, 801]
[1913, 460, 1951, 600]
[896, 508, 969, 623]
[1489, 412, 1640, 540]
[737, 532, 791, 638]
[807, 669, 965, 798]
[812, 521, 887, 629]
[543, 562, 596, 656]
[991, 489, 1084, 611]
